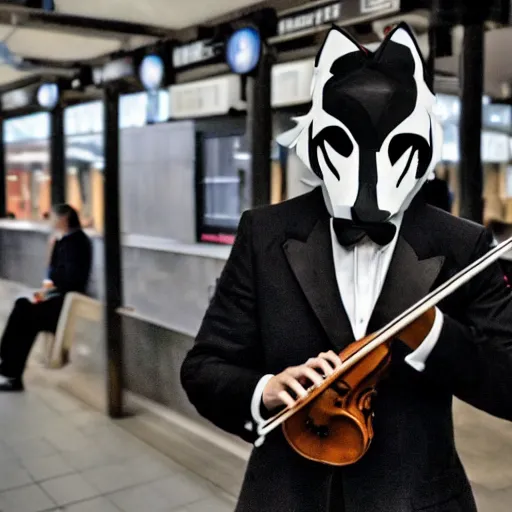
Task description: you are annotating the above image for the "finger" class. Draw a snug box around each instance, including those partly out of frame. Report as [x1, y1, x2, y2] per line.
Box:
[320, 350, 343, 368]
[280, 374, 308, 398]
[277, 390, 296, 407]
[293, 366, 325, 387]
[306, 357, 334, 376]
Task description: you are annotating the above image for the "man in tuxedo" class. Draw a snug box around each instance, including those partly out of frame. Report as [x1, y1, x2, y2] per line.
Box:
[0, 204, 92, 392]
[181, 24, 512, 511]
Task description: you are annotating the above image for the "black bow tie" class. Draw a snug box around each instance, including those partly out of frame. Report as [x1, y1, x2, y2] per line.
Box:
[332, 217, 397, 247]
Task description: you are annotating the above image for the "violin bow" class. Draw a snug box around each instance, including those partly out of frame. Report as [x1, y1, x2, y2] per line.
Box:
[255, 235, 512, 440]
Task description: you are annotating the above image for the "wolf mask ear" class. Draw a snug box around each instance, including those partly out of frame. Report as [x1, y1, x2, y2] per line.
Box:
[276, 26, 366, 150]
[315, 25, 366, 70]
[375, 22, 431, 92]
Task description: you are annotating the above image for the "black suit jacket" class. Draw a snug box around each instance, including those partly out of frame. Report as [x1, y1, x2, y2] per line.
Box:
[48, 230, 92, 294]
[181, 188, 512, 512]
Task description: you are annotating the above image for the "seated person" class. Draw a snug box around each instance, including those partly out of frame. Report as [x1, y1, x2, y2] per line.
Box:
[0, 204, 92, 391]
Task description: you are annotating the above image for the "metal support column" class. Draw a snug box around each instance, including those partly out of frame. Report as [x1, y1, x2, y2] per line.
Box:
[103, 84, 124, 418]
[458, 24, 484, 223]
[249, 49, 272, 207]
[427, 25, 436, 90]
[0, 117, 6, 217]
[50, 103, 66, 205]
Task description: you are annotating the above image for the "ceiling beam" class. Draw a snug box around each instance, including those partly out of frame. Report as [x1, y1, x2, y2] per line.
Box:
[0, 4, 174, 40]
[0, 73, 41, 94]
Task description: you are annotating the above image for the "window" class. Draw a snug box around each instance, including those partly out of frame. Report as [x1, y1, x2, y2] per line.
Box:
[195, 118, 249, 244]
[4, 113, 51, 220]
[65, 102, 104, 232]
[66, 133, 104, 232]
[63, 93, 169, 233]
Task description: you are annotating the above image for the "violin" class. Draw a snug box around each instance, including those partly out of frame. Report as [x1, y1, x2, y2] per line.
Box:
[255, 236, 512, 466]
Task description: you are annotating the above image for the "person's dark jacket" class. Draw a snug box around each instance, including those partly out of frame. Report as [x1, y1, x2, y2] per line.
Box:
[181, 187, 512, 512]
[48, 230, 92, 294]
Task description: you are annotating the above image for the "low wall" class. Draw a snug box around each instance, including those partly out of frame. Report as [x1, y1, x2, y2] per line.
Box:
[121, 313, 208, 426]
[0, 222, 228, 419]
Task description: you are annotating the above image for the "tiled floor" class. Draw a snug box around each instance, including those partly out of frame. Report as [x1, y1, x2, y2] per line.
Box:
[2, 279, 512, 511]
[0, 384, 235, 512]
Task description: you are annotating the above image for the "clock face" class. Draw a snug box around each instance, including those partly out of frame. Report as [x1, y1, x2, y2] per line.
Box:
[37, 83, 59, 110]
[140, 55, 164, 90]
[226, 27, 261, 75]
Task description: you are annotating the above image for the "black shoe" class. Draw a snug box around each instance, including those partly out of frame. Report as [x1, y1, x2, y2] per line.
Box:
[0, 378, 24, 392]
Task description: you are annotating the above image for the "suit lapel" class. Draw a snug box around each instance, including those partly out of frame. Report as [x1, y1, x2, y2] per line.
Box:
[368, 233, 445, 334]
[283, 218, 355, 352]
[282, 190, 445, 348]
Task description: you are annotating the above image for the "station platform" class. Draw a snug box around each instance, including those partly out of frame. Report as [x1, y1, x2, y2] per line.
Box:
[0, 279, 512, 511]
[0, 381, 235, 512]
[0, 279, 236, 512]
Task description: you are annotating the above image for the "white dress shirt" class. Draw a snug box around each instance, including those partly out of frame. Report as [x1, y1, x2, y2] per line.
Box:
[248, 212, 444, 440]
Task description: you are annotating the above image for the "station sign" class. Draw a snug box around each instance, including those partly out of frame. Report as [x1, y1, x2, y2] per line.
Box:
[342, 0, 400, 20]
[0, 81, 44, 112]
[274, 0, 403, 41]
[92, 57, 135, 86]
[172, 39, 224, 70]
[359, 0, 400, 15]
[2, 86, 33, 111]
[277, 1, 342, 37]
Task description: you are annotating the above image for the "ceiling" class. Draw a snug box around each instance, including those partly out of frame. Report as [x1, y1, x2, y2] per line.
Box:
[0, 0, 275, 90]
[0, 24, 130, 62]
[0, 1, 511, 100]
[0, 64, 37, 86]
[54, 0, 266, 30]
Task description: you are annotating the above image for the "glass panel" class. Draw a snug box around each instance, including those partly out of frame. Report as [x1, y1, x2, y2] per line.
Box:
[4, 112, 50, 143]
[201, 135, 251, 231]
[65, 133, 104, 232]
[482, 103, 512, 133]
[65, 101, 103, 136]
[119, 90, 169, 128]
[64, 101, 105, 233]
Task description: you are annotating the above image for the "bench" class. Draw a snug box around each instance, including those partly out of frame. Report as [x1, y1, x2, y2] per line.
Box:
[34, 293, 102, 369]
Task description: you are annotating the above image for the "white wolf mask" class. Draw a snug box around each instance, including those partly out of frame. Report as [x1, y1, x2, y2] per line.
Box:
[277, 22, 443, 222]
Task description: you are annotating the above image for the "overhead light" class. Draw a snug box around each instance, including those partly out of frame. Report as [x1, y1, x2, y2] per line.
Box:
[37, 83, 59, 110]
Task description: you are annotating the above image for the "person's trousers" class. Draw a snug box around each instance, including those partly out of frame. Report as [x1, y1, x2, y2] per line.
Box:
[0, 296, 64, 380]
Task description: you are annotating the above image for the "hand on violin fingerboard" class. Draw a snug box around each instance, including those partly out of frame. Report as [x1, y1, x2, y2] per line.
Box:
[262, 351, 342, 411]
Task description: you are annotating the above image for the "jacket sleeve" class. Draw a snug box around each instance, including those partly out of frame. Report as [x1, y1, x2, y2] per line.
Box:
[180, 211, 265, 442]
[50, 235, 92, 293]
[423, 228, 512, 421]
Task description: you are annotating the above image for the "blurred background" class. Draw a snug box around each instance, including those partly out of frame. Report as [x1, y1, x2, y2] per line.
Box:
[0, 1, 510, 511]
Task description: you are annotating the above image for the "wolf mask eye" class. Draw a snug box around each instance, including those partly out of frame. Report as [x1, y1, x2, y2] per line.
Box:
[388, 120, 433, 187]
[311, 126, 354, 181]
[319, 126, 354, 158]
